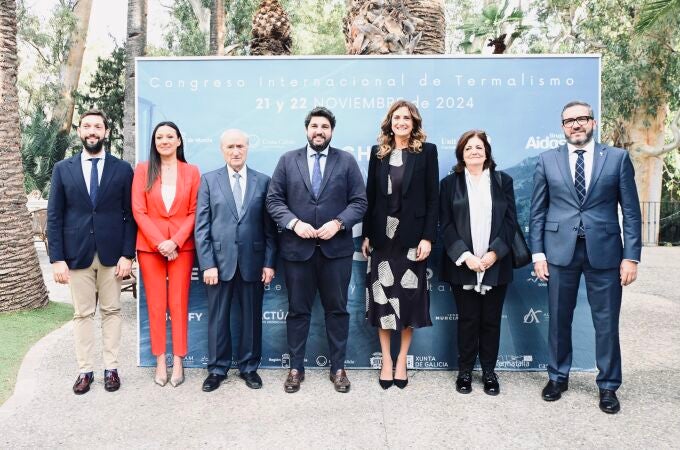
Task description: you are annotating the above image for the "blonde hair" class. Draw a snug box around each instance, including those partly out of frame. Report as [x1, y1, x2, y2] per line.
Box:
[376, 100, 427, 159]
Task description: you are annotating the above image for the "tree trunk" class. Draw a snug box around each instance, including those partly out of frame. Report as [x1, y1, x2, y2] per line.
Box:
[251, 0, 292, 56]
[0, 0, 49, 311]
[209, 0, 225, 55]
[188, 0, 210, 42]
[403, 0, 445, 54]
[123, 0, 147, 164]
[344, 0, 425, 54]
[51, 0, 93, 135]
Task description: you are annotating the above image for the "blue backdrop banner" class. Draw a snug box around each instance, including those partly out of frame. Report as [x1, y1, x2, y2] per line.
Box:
[136, 55, 600, 371]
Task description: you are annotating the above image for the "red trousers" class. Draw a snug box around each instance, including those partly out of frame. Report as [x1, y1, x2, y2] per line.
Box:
[138, 251, 194, 357]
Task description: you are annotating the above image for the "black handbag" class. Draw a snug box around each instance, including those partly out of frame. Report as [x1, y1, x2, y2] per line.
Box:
[493, 171, 531, 268]
[511, 224, 531, 268]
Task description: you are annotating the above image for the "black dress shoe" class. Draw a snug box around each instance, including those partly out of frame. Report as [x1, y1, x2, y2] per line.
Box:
[379, 378, 394, 389]
[482, 371, 500, 396]
[456, 371, 472, 394]
[393, 377, 408, 389]
[239, 371, 263, 389]
[202, 373, 226, 392]
[599, 389, 620, 414]
[541, 380, 568, 401]
[73, 372, 94, 395]
[104, 369, 120, 392]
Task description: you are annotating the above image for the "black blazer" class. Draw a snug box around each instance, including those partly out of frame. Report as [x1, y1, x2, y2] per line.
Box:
[362, 142, 439, 249]
[439, 169, 516, 286]
[47, 152, 136, 269]
[266, 146, 367, 261]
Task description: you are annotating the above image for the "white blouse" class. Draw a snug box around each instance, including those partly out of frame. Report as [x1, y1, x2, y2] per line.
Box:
[161, 184, 176, 212]
[456, 168, 493, 294]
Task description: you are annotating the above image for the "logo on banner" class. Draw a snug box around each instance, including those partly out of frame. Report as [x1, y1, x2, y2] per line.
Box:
[524, 308, 542, 323]
[497, 354, 533, 368]
[316, 356, 328, 367]
[262, 310, 288, 324]
[281, 353, 290, 369]
[525, 133, 566, 150]
[369, 352, 382, 369]
[434, 313, 459, 321]
[412, 355, 448, 369]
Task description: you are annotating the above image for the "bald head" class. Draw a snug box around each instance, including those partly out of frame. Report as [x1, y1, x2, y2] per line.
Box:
[220, 129, 249, 171]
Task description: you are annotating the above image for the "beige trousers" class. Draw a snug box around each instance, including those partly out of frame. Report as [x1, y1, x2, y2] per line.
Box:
[69, 253, 122, 372]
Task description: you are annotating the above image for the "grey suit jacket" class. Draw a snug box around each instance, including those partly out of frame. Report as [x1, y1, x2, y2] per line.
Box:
[266, 146, 367, 261]
[194, 166, 277, 282]
[529, 142, 642, 269]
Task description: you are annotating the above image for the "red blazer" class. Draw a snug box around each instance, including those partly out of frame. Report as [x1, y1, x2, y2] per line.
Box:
[132, 161, 200, 252]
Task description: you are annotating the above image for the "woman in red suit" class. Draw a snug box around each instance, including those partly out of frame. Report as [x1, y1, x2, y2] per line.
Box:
[132, 121, 200, 387]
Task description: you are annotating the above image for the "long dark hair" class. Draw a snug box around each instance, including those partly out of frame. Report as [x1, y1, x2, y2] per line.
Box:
[146, 121, 186, 191]
[453, 130, 496, 173]
[377, 100, 426, 159]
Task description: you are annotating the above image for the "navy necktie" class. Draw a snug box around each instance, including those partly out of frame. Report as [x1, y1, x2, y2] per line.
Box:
[89, 158, 101, 205]
[311, 153, 324, 197]
[574, 150, 586, 236]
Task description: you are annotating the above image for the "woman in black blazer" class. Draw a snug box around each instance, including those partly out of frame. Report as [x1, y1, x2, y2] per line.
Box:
[439, 130, 517, 396]
[361, 100, 439, 389]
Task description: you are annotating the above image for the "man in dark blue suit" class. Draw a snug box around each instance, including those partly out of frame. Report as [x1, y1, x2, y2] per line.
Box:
[266, 107, 367, 393]
[47, 109, 136, 394]
[530, 100, 642, 414]
[195, 129, 277, 391]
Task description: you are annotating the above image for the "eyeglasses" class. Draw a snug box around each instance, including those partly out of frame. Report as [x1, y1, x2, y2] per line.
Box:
[562, 116, 593, 128]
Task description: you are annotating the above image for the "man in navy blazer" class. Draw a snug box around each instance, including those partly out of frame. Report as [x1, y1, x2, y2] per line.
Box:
[47, 109, 136, 394]
[195, 129, 277, 391]
[530, 101, 642, 414]
[266, 107, 367, 393]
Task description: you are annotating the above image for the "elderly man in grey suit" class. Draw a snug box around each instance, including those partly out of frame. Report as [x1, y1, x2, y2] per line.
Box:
[266, 107, 367, 394]
[195, 129, 277, 391]
[530, 100, 642, 414]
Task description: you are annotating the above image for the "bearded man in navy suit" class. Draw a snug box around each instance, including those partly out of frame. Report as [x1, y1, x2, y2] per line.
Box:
[266, 107, 367, 394]
[530, 100, 642, 414]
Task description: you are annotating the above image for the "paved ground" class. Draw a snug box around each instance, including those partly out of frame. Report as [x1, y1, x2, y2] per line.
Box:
[1, 245, 678, 448]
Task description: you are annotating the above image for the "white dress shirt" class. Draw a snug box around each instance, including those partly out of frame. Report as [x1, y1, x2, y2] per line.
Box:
[161, 184, 176, 212]
[227, 164, 247, 203]
[81, 150, 105, 194]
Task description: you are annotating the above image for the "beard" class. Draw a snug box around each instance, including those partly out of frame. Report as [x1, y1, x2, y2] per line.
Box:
[307, 134, 331, 152]
[81, 136, 105, 154]
[565, 127, 593, 146]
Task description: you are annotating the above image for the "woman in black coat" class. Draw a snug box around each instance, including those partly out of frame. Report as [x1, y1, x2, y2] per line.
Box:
[361, 100, 439, 389]
[439, 130, 517, 396]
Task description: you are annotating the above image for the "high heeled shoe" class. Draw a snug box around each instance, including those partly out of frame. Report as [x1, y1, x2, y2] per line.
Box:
[170, 373, 185, 387]
[154, 373, 167, 387]
[394, 377, 408, 389]
[170, 356, 184, 387]
[379, 378, 394, 389]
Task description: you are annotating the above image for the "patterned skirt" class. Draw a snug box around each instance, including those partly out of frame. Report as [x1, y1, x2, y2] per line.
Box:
[365, 219, 432, 330]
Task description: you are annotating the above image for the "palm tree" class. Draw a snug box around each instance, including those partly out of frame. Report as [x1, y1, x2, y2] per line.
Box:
[123, 0, 147, 164]
[635, 0, 680, 32]
[210, 0, 225, 55]
[0, 0, 49, 311]
[344, 0, 445, 55]
[251, 0, 292, 55]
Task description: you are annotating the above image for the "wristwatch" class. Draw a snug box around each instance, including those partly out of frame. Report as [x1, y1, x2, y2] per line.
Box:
[334, 218, 345, 231]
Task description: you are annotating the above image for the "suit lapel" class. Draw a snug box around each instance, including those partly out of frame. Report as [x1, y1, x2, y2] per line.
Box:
[555, 145, 580, 204]
[489, 172, 504, 240]
[401, 150, 416, 194]
[583, 143, 608, 204]
[379, 155, 389, 196]
[454, 172, 473, 248]
[318, 148, 338, 197]
[215, 166, 239, 220]
[295, 148, 313, 196]
[167, 162, 185, 216]
[66, 153, 91, 206]
[240, 168, 258, 219]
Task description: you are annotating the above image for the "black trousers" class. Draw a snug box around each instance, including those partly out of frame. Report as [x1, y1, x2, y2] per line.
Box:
[452, 284, 508, 372]
[284, 248, 351, 373]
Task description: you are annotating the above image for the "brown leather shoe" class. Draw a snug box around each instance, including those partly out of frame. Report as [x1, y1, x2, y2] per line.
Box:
[330, 369, 351, 393]
[104, 369, 121, 392]
[73, 372, 94, 395]
[284, 369, 304, 393]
